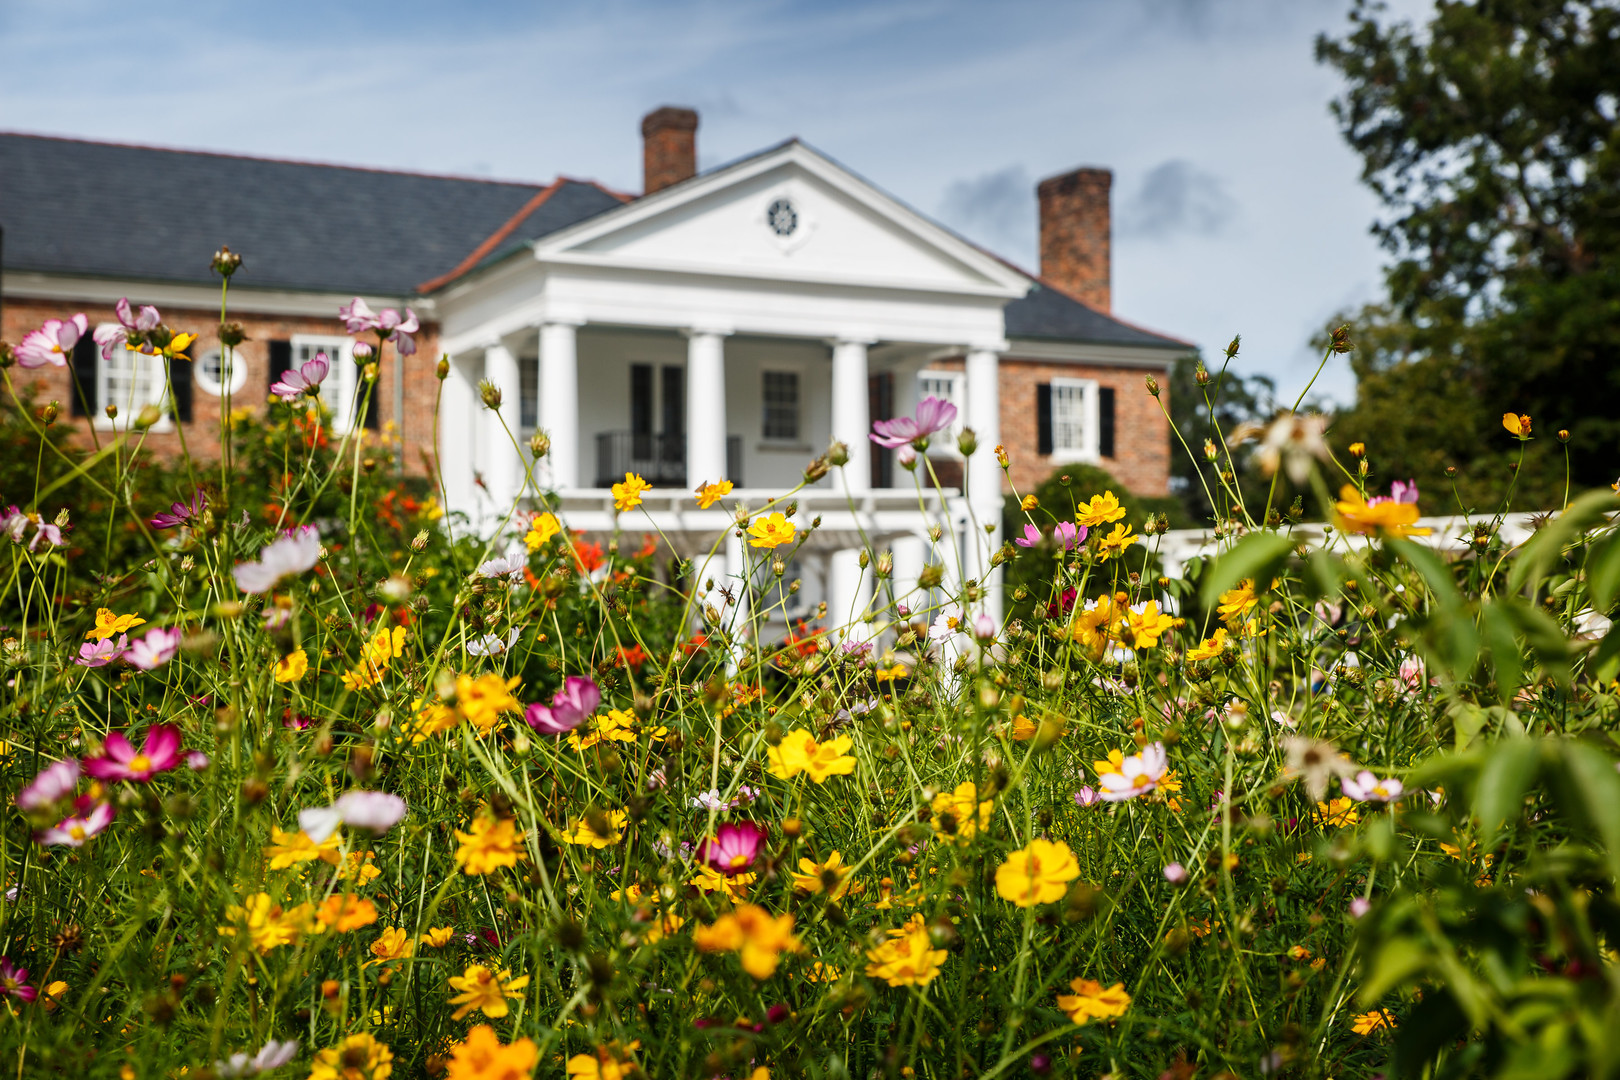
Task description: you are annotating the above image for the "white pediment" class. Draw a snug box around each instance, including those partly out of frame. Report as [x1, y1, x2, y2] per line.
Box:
[532, 142, 1030, 299]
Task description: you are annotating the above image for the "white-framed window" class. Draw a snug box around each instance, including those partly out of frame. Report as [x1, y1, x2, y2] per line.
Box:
[195, 347, 248, 397]
[1049, 377, 1100, 462]
[916, 369, 966, 452]
[290, 336, 362, 433]
[761, 370, 800, 442]
[93, 326, 171, 431]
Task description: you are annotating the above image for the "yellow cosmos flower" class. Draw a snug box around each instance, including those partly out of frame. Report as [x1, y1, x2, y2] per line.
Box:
[263, 826, 341, 869]
[1056, 978, 1131, 1025]
[995, 838, 1081, 906]
[791, 851, 853, 898]
[309, 1033, 392, 1080]
[930, 782, 994, 843]
[446, 1025, 539, 1080]
[273, 648, 308, 683]
[454, 672, 523, 732]
[1348, 441, 1366, 457]
[695, 479, 734, 508]
[612, 472, 650, 512]
[564, 1044, 641, 1080]
[340, 850, 381, 884]
[166, 332, 198, 356]
[1217, 580, 1257, 625]
[524, 512, 561, 551]
[766, 729, 856, 783]
[221, 892, 316, 954]
[689, 864, 756, 902]
[1020, 494, 1039, 511]
[804, 961, 843, 982]
[1351, 1009, 1396, 1035]
[1120, 600, 1183, 648]
[88, 608, 145, 642]
[1333, 485, 1433, 538]
[420, 925, 457, 948]
[315, 893, 378, 933]
[1093, 749, 1126, 777]
[406, 696, 461, 743]
[41, 980, 68, 1012]
[447, 963, 531, 1021]
[342, 625, 408, 690]
[693, 903, 802, 979]
[454, 815, 525, 875]
[1501, 412, 1531, 438]
[1186, 628, 1229, 661]
[563, 809, 627, 848]
[567, 708, 663, 751]
[1317, 796, 1360, 827]
[1075, 491, 1127, 528]
[366, 926, 415, 967]
[864, 915, 947, 987]
[747, 511, 796, 549]
[1095, 522, 1138, 561]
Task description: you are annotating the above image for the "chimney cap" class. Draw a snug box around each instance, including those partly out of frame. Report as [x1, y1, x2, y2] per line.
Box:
[641, 106, 699, 137]
[1037, 166, 1112, 198]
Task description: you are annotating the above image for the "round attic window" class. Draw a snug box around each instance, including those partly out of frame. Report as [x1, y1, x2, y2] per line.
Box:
[765, 198, 798, 238]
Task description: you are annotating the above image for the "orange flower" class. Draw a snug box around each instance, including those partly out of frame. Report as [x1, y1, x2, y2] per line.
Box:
[1502, 412, 1531, 438]
[1333, 485, 1433, 538]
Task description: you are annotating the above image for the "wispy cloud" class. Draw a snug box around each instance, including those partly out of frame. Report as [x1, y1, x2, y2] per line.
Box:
[936, 166, 1034, 267]
[1119, 160, 1238, 240]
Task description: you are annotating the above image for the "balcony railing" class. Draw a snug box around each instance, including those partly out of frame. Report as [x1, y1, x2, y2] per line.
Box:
[594, 432, 742, 489]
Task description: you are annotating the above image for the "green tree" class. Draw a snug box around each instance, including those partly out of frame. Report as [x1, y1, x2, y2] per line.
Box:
[1317, 0, 1620, 509]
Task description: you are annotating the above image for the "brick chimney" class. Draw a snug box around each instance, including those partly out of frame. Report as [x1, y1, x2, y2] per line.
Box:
[641, 107, 699, 195]
[1037, 166, 1112, 312]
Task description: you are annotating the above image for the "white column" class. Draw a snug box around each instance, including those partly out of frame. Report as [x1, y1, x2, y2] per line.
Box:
[827, 547, 872, 639]
[483, 340, 523, 508]
[830, 338, 872, 495]
[965, 345, 1005, 624]
[539, 320, 581, 490]
[685, 329, 730, 489]
[890, 533, 927, 620]
[438, 355, 480, 522]
[723, 523, 752, 672]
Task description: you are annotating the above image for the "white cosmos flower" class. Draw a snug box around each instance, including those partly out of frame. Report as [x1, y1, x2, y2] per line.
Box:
[298, 790, 407, 843]
[1097, 743, 1168, 802]
[477, 552, 525, 581]
[233, 526, 321, 595]
[928, 605, 965, 642]
[467, 628, 520, 656]
[1340, 770, 1403, 804]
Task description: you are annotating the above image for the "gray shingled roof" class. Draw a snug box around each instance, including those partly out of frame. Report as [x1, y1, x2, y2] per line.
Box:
[0, 134, 623, 296]
[1004, 281, 1188, 349]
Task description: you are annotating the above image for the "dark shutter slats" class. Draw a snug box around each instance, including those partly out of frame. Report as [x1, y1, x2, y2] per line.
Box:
[170, 341, 194, 423]
[661, 365, 684, 437]
[70, 336, 98, 417]
[1036, 383, 1053, 455]
[268, 340, 291, 400]
[1099, 386, 1116, 458]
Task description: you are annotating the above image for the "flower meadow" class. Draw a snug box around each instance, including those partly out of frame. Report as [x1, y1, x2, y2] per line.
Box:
[3, 279, 1620, 1080]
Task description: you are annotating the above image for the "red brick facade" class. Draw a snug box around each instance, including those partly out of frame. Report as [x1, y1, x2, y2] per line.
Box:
[1038, 168, 1112, 313]
[1, 296, 442, 476]
[999, 357, 1170, 497]
[641, 107, 698, 195]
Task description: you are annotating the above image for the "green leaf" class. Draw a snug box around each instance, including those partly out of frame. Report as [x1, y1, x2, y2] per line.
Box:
[1550, 741, 1620, 886]
[1586, 534, 1620, 611]
[1387, 537, 1465, 614]
[1503, 599, 1573, 689]
[1479, 599, 1525, 703]
[1198, 530, 1297, 612]
[1357, 936, 1431, 1005]
[1473, 738, 1542, 851]
[1508, 490, 1620, 597]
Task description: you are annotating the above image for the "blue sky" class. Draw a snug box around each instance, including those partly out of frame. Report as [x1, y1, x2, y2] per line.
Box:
[1, 0, 1436, 404]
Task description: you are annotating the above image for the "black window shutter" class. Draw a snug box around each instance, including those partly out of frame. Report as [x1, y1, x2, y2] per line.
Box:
[661, 365, 684, 436]
[1036, 383, 1053, 455]
[364, 373, 381, 430]
[630, 364, 654, 435]
[268, 340, 291, 399]
[170, 342, 195, 423]
[1099, 386, 1116, 458]
[70, 336, 98, 417]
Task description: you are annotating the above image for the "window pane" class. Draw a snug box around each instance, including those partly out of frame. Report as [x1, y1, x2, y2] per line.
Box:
[762, 371, 799, 441]
[1052, 384, 1086, 451]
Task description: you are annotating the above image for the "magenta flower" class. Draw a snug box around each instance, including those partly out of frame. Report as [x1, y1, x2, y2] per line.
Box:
[896, 445, 918, 469]
[870, 396, 958, 449]
[0, 958, 37, 1002]
[1349, 897, 1371, 919]
[1073, 786, 1099, 807]
[27, 519, 62, 553]
[150, 488, 206, 529]
[233, 526, 321, 595]
[84, 723, 182, 782]
[185, 751, 210, 770]
[16, 758, 80, 811]
[1014, 524, 1042, 548]
[39, 800, 114, 847]
[524, 676, 601, 734]
[1163, 862, 1188, 884]
[340, 298, 419, 355]
[124, 627, 181, 671]
[93, 298, 162, 359]
[697, 821, 766, 875]
[269, 353, 331, 402]
[15, 314, 87, 369]
[1053, 521, 1085, 550]
[75, 635, 126, 668]
[1370, 480, 1420, 507]
[339, 297, 381, 334]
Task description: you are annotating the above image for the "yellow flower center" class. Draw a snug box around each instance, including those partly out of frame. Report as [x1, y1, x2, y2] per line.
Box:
[68, 824, 86, 841]
[129, 755, 152, 773]
[729, 854, 750, 869]
[1132, 774, 1152, 789]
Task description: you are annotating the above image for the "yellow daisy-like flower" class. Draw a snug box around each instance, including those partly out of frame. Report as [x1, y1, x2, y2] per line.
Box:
[366, 926, 415, 967]
[315, 893, 378, 934]
[766, 729, 856, 784]
[309, 1033, 392, 1080]
[995, 838, 1081, 906]
[689, 864, 757, 902]
[447, 963, 531, 1021]
[1351, 1009, 1396, 1035]
[263, 826, 341, 869]
[221, 892, 316, 955]
[1075, 491, 1127, 528]
[339, 850, 381, 884]
[1020, 494, 1039, 511]
[565, 1044, 641, 1080]
[1501, 412, 1531, 438]
[1333, 485, 1434, 538]
[1055, 978, 1131, 1025]
[1119, 600, 1182, 648]
[273, 648, 308, 683]
[791, 851, 854, 898]
[446, 1025, 539, 1080]
[1216, 580, 1258, 625]
[1317, 796, 1361, 828]
[454, 672, 523, 732]
[1093, 749, 1126, 777]
[930, 782, 994, 843]
[87, 608, 145, 642]
[611, 472, 650, 512]
[695, 479, 734, 509]
[1095, 522, 1138, 561]
[524, 512, 561, 551]
[563, 809, 628, 849]
[692, 903, 802, 979]
[453, 815, 525, 875]
[746, 511, 796, 549]
[420, 925, 457, 948]
[1186, 628, 1229, 661]
[864, 915, 947, 987]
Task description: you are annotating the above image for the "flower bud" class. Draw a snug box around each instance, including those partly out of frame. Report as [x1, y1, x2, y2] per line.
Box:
[436, 356, 450, 381]
[1195, 365, 1210, 386]
[957, 427, 978, 457]
[362, 362, 378, 384]
[353, 341, 374, 360]
[826, 441, 849, 467]
[104, 403, 119, 421]
[218, 322, 246, 347]
[1328, 324, 1353, 354]
[898, 446, 918, 471]
[1445, 465, 1458, 477]
[411, 530, 429, 552]
[995, 444, 1009, 468]
[858, 549, 869, 569]
[917, 563, 944, 589]
[803, 456, 829, 483]
[772, 558, 786, 577]
[1558, 429, 1571, 443]
[135, 404, 162, 429]
[875, 551, 893, 578]
[1203, 439, 1217, 461]
[210, 245, 243, 278]
[1225, 334, 1241, 359]
[478, 379, 503, 411]
[529, 430, 551, 459]
[1144, 374, 1160, 397]
[39, 401, 61, 426]
[1348, 442, 1365, 458]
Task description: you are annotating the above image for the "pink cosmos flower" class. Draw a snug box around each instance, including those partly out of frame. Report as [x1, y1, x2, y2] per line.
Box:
[352, 341, 375, 359]
[1073, 786, 1100, 807]
[1349, 897, 1371, 919]
[1014, 524, 1042, 548]
[75, 636, 126, 668]
[896, 445, 918, 469]
[16, 758, 80, 810]
[38, 800, 114, 847]
[1370, 480, 1420, 507]
[0, 958, 37, 1002]
[340, 298, 419, 354]
[185, 751, 210, 770]
[124, 627, 182, 671]
[972, 612, 997, 642]
[93, 298, 162, 359]
[15, 314, 87, 369]
[1340, 770, 1403, 804]
[1097, 742, 1169, 802]
[697, 821, 766, 875]
[298, 790, 407, 843]
[233, 526, 321, 595]
[1163, 862, 1188, 884]
[1053, 521, 1085, 549]
[870, 396, 958, 449]
[269, 353, 330, 402]
[28, 520, 62, 552]
[339, 297, 380, 334]
[1047, 586, 1078, 618]
[84, 723, 182, 782]
[150, 488, 206, 529]
[524, 676, 601, 735]
[217, 1039, 300, 1079]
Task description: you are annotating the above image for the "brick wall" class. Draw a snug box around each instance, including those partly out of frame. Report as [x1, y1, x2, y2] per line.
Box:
[998, 357, 1170, 497]
[1037, 168, 1112, 313]
[2, 296, 441, 476]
